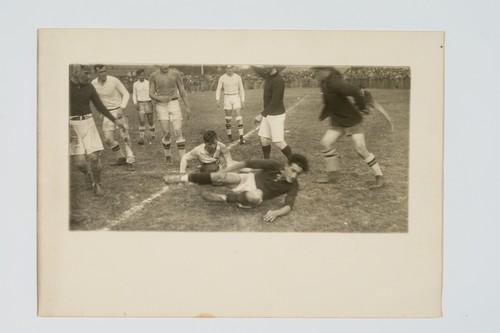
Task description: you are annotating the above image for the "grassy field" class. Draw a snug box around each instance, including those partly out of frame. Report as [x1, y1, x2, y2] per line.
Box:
[70, 87, 409, 232]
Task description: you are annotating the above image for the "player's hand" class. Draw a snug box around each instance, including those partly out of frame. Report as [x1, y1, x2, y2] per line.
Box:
[263, 210, 279, 222]
[254, 113, 263, 125]
[115, 120, 126, 131]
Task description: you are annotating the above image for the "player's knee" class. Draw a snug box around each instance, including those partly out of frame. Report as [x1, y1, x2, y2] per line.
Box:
[173, 128, 182, 139]
[320, 137, 334, 150]
[246, 190, 263, 206]
[88, 154, 101, 169]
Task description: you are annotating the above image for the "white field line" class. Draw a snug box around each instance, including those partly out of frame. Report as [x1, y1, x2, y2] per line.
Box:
[100, 93, 313, 231]
[101, 186, 170, 231]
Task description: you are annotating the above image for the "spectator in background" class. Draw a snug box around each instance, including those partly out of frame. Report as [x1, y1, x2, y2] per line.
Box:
[132, 69, 155, 145]
[92, 64, 136, 171]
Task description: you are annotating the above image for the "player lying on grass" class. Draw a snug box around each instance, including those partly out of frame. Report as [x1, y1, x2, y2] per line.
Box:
[164, 153, 309, 222]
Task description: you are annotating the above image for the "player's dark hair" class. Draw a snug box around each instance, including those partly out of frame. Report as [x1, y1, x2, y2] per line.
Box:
[94, 64, 106, 72]
[136, 69, 145, 75]
[288, 153, 309, 172]
[202, 130, 218, 143]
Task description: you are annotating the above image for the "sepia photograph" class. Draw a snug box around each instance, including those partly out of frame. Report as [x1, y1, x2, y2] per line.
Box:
[38, 29, 442, 318]
[69, 63, 410, 232]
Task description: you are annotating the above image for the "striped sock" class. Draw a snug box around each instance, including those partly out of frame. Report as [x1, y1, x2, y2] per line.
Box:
[364, 153, 383, 176]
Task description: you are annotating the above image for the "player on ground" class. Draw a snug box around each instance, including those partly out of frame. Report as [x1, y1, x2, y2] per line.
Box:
[92, 64, 136, 171]
[311, 66, 386, 189]
[179, 130, 234, 173]
[70, 64, 126, 196]
[215, 65, 246, 144]
[149, 65, 192, 164]
[164, 153, 309, 222]
[132, 69, 155, 144]
[251, 66, 293, 160]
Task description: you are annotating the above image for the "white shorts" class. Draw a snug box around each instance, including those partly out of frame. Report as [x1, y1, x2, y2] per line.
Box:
[258, 113, 285, 142]
[230, 173, 257, 194]
[137, 101, 153, 114]
[69, 117, 104, 155]
[156, 100, 183, 121]
[102, 109, 129, 132]
[223, 94, 242, 110]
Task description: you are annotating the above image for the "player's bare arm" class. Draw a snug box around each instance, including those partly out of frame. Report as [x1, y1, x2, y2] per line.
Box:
[264, 205, 292, 222]
[177, 78, 191, 118]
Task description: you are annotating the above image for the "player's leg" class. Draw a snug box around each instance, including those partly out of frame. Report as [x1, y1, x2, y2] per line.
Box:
[164, 171, 241, 186]
[234, 107, 245, 144]
[168, 100, 185, 159]
[87, 151, 104, 196]
[172, 119, 185, 158]
[258, 116, 272, 159]
[317, 128, 344, 183]
[137, 104, 146, 145]
[156, 102, 172, 163]
[269, 114, 292, 159]
[224, 108, 233, 141]
[350, 133, 385, 189]
[102, 116, 126, 166]
[118, 115, 136, 171]
[69, 122, 89, 176]
[204, 189, 263, 207]
[144, 101, 156, 140]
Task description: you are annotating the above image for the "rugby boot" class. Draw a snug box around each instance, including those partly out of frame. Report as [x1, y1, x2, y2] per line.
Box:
[369, 175, 386, 190]
[93, 183, 104, 196]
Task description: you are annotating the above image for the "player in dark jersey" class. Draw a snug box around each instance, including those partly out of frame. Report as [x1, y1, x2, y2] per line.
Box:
[163, 153, 309, 222]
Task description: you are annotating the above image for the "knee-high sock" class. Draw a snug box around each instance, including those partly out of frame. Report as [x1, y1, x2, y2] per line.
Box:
[225, 116, 232, 137]
[139, 126, 146, 139]
[280, 145, 292, 159]
[322, 148, 341, 172]
[90, 157, 102, 184]
[235, 116, 244, 136]
[110, 143, 125, 158]
[176, 139, 186, 158]
[162, 136, 171, 157]
[187, 172, 213, 184]
[364, 153, 383, 176]
[262, 145, 271, 159]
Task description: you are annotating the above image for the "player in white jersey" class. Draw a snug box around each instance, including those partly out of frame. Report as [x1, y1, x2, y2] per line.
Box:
[132, 69, 155, 145]
[179, 130, 234, 173]
[215, 65, 246, 144]
[91, 64, 135, 171]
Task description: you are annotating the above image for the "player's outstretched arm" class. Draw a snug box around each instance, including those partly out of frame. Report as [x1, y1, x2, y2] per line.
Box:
[263, 205, 292, 222]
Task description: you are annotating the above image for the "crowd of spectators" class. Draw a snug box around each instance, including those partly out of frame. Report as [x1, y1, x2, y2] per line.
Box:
[116, 66, 411, 92]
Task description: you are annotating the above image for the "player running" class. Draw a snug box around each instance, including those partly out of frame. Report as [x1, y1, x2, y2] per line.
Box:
[311, 66, 386, 189]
